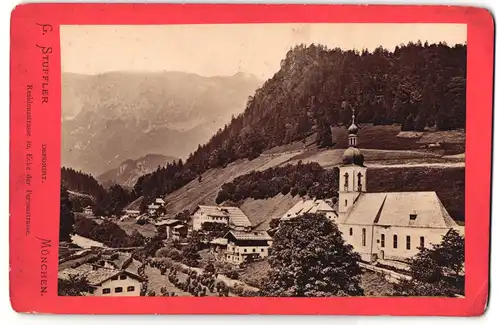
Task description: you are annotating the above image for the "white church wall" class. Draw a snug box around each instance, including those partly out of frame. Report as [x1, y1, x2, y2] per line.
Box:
[339, 224, 375, 262]
[371, 226, 451, 261]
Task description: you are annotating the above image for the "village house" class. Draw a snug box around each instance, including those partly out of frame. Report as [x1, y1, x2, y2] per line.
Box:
[83, 206, 93, 215]
[155, 219, 188, 240]
[224, 230, 272, 265]
[280, 110, 464, 264]
[281, 198, 337, 222]
[58, 263, 145, 296]
[191, 205, 252, 231]
[209, 237, 228, 254]
[123, 209, 140, 217]
[147, 197, 166, 217]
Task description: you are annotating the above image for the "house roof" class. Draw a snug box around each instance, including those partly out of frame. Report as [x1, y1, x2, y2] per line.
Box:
[197, 205, 252, 228]
[281, 199, 337, 220]
[58, 264, 145, 286]
[155, 198, 165, 204]
[225, 230, 272, 241]
[107, 252, 142, 274]
[148, 204, 160, 209]
[124, 209, 140, 213]
[210, 238, 228, 245]
[173, 224, 185, 229]
[155, 219, 182, 226]
[71, 234, 106, 249]
[343, 192, 458, 228]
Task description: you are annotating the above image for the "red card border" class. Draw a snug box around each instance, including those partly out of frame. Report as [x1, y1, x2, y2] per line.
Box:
[9, 4, 493, 315]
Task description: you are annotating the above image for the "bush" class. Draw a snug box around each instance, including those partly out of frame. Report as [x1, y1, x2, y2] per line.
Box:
[216, 162, 339, 203]
[226, 270, 240, 280]
[280, 184, 291, 195]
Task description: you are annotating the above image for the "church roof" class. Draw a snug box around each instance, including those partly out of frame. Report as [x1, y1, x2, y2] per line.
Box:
[343, 192, 457, 229]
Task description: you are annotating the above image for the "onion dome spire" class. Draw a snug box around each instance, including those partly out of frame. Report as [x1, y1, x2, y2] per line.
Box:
[342, 107, 364, 166]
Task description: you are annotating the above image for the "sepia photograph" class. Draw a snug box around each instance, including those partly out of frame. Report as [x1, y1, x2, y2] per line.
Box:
[58, 23, 466, 298]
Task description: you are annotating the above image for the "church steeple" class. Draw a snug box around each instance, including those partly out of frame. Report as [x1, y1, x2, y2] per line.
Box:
[342, 107, 364, 166]
[338, 106, 367, 219]
[347, 108, 359, 147]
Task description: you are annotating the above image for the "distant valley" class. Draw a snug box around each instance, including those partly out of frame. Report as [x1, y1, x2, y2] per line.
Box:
[62, 71, 262, 176]
[98, 154, 177, 188]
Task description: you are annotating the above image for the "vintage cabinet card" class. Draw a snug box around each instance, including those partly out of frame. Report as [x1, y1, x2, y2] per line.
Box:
[9, 3, 493, 315]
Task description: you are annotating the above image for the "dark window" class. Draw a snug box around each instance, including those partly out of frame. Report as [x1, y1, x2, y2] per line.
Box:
[381, 234, 385, 248]
[393, 235, 398, 249]
[345, 199, 348, 207]
[349, 228, 353, 236]
[252, 249, 256, 253]
[127, 286, 135, 292]
[406, 236, 411, 250]
[261, 248, 264, 252]
[244, 249, 247, 253]
[344, 173, 349, 190]
[119, 275, 127, 280]
[362, 228, 366, 246]
[357, 172, 363, 191]
[111, 275, 118, 281]
[420, 236, 425, 249]
[102, 288, 111, 294]
[115, 287, 123, 293]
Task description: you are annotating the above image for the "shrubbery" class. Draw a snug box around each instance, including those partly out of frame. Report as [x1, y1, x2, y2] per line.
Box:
[216, 162, 338, 204]
[73, 217, 146, 248]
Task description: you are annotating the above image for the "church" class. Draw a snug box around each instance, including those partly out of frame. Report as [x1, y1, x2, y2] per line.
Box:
[282, 111, 464, 263]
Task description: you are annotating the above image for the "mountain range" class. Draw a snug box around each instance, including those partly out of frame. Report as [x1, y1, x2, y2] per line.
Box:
[62, 71, 262, 176]
[97, 154, 177, 188]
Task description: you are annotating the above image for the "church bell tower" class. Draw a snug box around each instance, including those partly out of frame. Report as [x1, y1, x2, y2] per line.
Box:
[338, 108, 367, 220]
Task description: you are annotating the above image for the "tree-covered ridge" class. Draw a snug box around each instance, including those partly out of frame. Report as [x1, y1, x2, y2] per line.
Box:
[132, 42, 466, 204]
[61, 167, 106, 198]
[61, 167, 134, 217]
[216, 162, 338, 204]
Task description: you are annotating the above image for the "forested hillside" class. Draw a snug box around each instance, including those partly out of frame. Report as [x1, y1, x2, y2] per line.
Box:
[61, 167, 132, 217]
[132, 42, 466, 207]
[61, 167, 106, 198]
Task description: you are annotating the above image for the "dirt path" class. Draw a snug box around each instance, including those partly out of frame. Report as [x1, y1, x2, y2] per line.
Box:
[144, 265, 192, 296]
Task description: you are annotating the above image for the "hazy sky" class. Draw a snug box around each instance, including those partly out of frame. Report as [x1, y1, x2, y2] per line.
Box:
[61, 24, 466, 79]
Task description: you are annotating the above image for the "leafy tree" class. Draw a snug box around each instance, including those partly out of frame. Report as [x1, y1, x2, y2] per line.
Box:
[60, 185, 75, 241]
[58, 274, 91, 296]
[107, 184, 130, 216]
[269, 218, 280, 229]
[393, 229, 464, 296]
[175, 209, 192, 222]
[315, 121, 333, 148]
[261, 213, 363, 297]
[280, 184, 291, 195]
[73, 215, 94, 238]
[201, 222, 230, 240]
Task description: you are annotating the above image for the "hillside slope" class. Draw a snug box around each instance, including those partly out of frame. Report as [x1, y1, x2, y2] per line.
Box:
[161, 126, 465, 228]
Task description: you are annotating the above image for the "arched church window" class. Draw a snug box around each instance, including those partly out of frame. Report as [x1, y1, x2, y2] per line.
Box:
[344, 173, 349, 191]
[357, 172, 363, 192]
